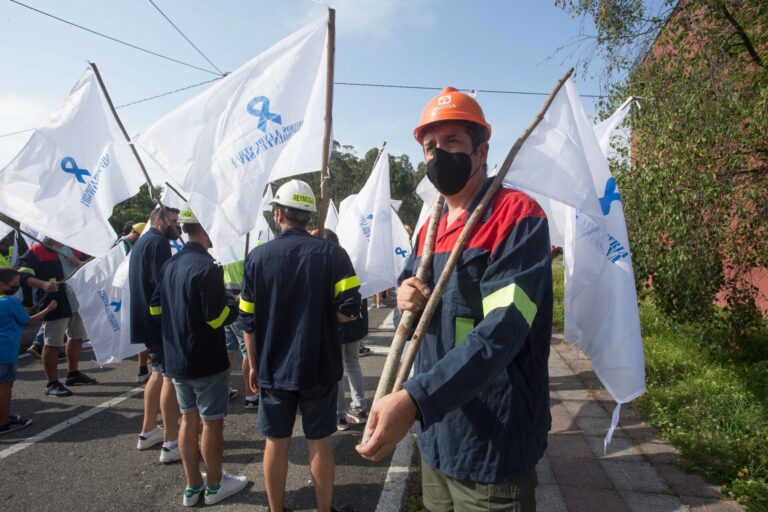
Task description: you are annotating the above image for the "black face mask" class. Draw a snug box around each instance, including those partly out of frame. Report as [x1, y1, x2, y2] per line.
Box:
[164, 225, 180, 241]
[426, 148, 473, 196]
[3, 285, 19, 296]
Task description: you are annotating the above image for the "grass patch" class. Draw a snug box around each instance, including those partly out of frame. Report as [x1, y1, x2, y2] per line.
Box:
[636, 298, 768, 511]
[552, 254, 564, 331]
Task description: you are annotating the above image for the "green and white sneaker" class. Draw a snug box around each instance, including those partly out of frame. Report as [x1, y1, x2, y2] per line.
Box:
[183, 483, 204, 507]
[203, 472, 248, 505]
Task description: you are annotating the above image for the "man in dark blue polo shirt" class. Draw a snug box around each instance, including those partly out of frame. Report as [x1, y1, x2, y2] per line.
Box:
[128, 205, 182, 463]
[150, 206, 248, 507]
[240, 180, 362, 512]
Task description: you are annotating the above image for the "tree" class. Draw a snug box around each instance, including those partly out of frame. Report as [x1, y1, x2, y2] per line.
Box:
[558, 0, 767, 337]
[109, 184, 160, 234]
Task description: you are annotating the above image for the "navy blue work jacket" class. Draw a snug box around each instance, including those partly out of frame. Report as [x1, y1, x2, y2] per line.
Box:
[239, 227, 361, 391]
[129, 228, 171, 347]
[150, 242, 234, 380]
[401, 179, 553, 483]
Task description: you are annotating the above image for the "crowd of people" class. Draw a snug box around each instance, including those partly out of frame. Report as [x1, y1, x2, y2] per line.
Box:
[1, 87, 554, 511]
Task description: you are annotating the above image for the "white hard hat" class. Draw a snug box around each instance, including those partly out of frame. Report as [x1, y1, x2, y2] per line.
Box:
[179, 204, 200, 224]
[270, 179, 317, 213]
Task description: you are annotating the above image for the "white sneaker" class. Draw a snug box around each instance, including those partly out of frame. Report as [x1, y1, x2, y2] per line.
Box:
[137, 426, 163, 450]
[182, 483, 204, 507]
[159, 444, 181, 463]
[203, 472, 249, 505]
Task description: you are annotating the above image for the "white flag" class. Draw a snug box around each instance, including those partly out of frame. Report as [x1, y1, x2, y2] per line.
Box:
[336, 150, 398, 298]
[504, 79, 645, 409]
[413, 175, 438, 245]
[324, 200, 339, 233]
[68, 243, 142, 365]
[19, 223, 42, 250]
[0, 220, 13, 244]
[391, 206, 412, 277]
[211, 187, 274, 265]
[0, 67, 145, 257]
[137, 16, 329, 251]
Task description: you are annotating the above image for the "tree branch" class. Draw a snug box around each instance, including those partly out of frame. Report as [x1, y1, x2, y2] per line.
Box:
[714, 0, 765, 70]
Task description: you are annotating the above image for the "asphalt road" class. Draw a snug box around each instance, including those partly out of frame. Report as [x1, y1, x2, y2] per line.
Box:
[1, 307, 399, 512]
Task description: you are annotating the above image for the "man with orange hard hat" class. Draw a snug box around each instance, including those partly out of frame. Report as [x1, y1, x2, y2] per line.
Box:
[357, 87, 553, 511]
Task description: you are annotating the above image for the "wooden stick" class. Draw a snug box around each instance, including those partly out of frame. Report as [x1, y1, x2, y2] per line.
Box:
[362, 194, 444, 443]
[392, 67, 574, 392]
[90, 62, 184, 245]
[89, 62, 160, 206]
[317, 8, 335, 238]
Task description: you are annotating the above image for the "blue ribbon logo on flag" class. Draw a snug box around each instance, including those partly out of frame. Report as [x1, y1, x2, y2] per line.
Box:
[61, 157, 91, 184]
[247, 96, 282, 132]
[170, 239, 183, 252]
[599, 177, 621, 216]
[110, 300, 122, 313]
[395, 247, 407, 258]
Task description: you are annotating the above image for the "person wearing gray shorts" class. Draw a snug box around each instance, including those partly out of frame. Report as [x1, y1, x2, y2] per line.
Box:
[18, 238, 96, 397]
[150, 207, 248, 507]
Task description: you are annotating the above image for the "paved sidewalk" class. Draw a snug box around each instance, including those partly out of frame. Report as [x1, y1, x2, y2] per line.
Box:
[536, 335, 744, 512]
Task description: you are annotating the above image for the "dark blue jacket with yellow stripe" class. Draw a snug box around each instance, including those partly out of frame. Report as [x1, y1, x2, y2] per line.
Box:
[149, 242, 236, 380]
[401, 179, 553, 483]
[239, 227, 362, 391]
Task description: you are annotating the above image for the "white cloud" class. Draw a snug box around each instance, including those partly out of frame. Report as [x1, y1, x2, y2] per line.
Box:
[0, 94, 49, 168]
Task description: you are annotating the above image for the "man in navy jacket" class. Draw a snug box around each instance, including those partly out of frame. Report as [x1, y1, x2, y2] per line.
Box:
[357, 88, 553, 512]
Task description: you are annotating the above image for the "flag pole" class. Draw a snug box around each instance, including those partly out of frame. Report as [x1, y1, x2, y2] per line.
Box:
[362, 194, 444, 445]
[89, 62, 184, 246]
[317, 7, 335, 238]
[88, 62, 161, 206]
[390, 67, 575, 393]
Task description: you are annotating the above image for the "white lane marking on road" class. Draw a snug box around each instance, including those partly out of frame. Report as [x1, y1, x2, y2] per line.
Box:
[0, 386, 144, 460]
[372, 308, 415, 511]
[375, 432, 415, 512]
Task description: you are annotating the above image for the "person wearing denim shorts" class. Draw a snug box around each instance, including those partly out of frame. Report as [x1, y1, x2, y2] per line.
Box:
[240, 180, 362, 512]
[150, 206, 248, 507]
[129, 207, 182, 462]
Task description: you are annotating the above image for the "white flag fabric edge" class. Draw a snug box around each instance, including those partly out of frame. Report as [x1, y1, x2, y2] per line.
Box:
[0, 220, 13, 244]
[336, 150, 398, 298]
[68, 244, 142, 365]
[324, 200, 339, 233]
[0, 67, 145, 257]
[136, 16, 329, 252]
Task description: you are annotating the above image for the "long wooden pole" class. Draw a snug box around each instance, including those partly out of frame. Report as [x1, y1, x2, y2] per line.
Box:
[89, 62, 160, 206]
[317, 8, 335, 238]
[362, 194, 444, 443]
[391, 67, 574, 392]
[90, 62, 184, 244]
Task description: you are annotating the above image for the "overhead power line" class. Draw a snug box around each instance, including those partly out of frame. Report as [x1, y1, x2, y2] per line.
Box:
[335, 81, 605, 98]
[9, 0, 222, 76]
[0, 78, 605, 139]
[0, 77, 222, 139]
[147, 0, 225, 75]
[115, 76, 222, 108]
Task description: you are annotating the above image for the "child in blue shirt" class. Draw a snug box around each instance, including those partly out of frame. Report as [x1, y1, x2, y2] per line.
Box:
[1, 267, 57, 435]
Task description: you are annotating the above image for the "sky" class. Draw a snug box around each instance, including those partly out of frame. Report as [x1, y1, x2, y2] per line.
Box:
[0, 0, 604, 177]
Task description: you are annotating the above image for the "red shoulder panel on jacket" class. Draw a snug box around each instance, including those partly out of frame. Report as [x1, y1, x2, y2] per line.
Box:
[416, 188, 545, 257]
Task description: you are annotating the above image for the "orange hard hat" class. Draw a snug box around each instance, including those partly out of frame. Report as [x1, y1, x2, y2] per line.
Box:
[413, 87, 492, 144]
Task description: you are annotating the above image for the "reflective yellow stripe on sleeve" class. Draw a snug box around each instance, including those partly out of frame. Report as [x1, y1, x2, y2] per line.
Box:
[239, 299, 255, 314]
[207, 306, 230, 329]
[334, 275, 361, 297]
[481, 283, 537, 327]
[149, 305, 162, 316]
[18, 266, 36, 276]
